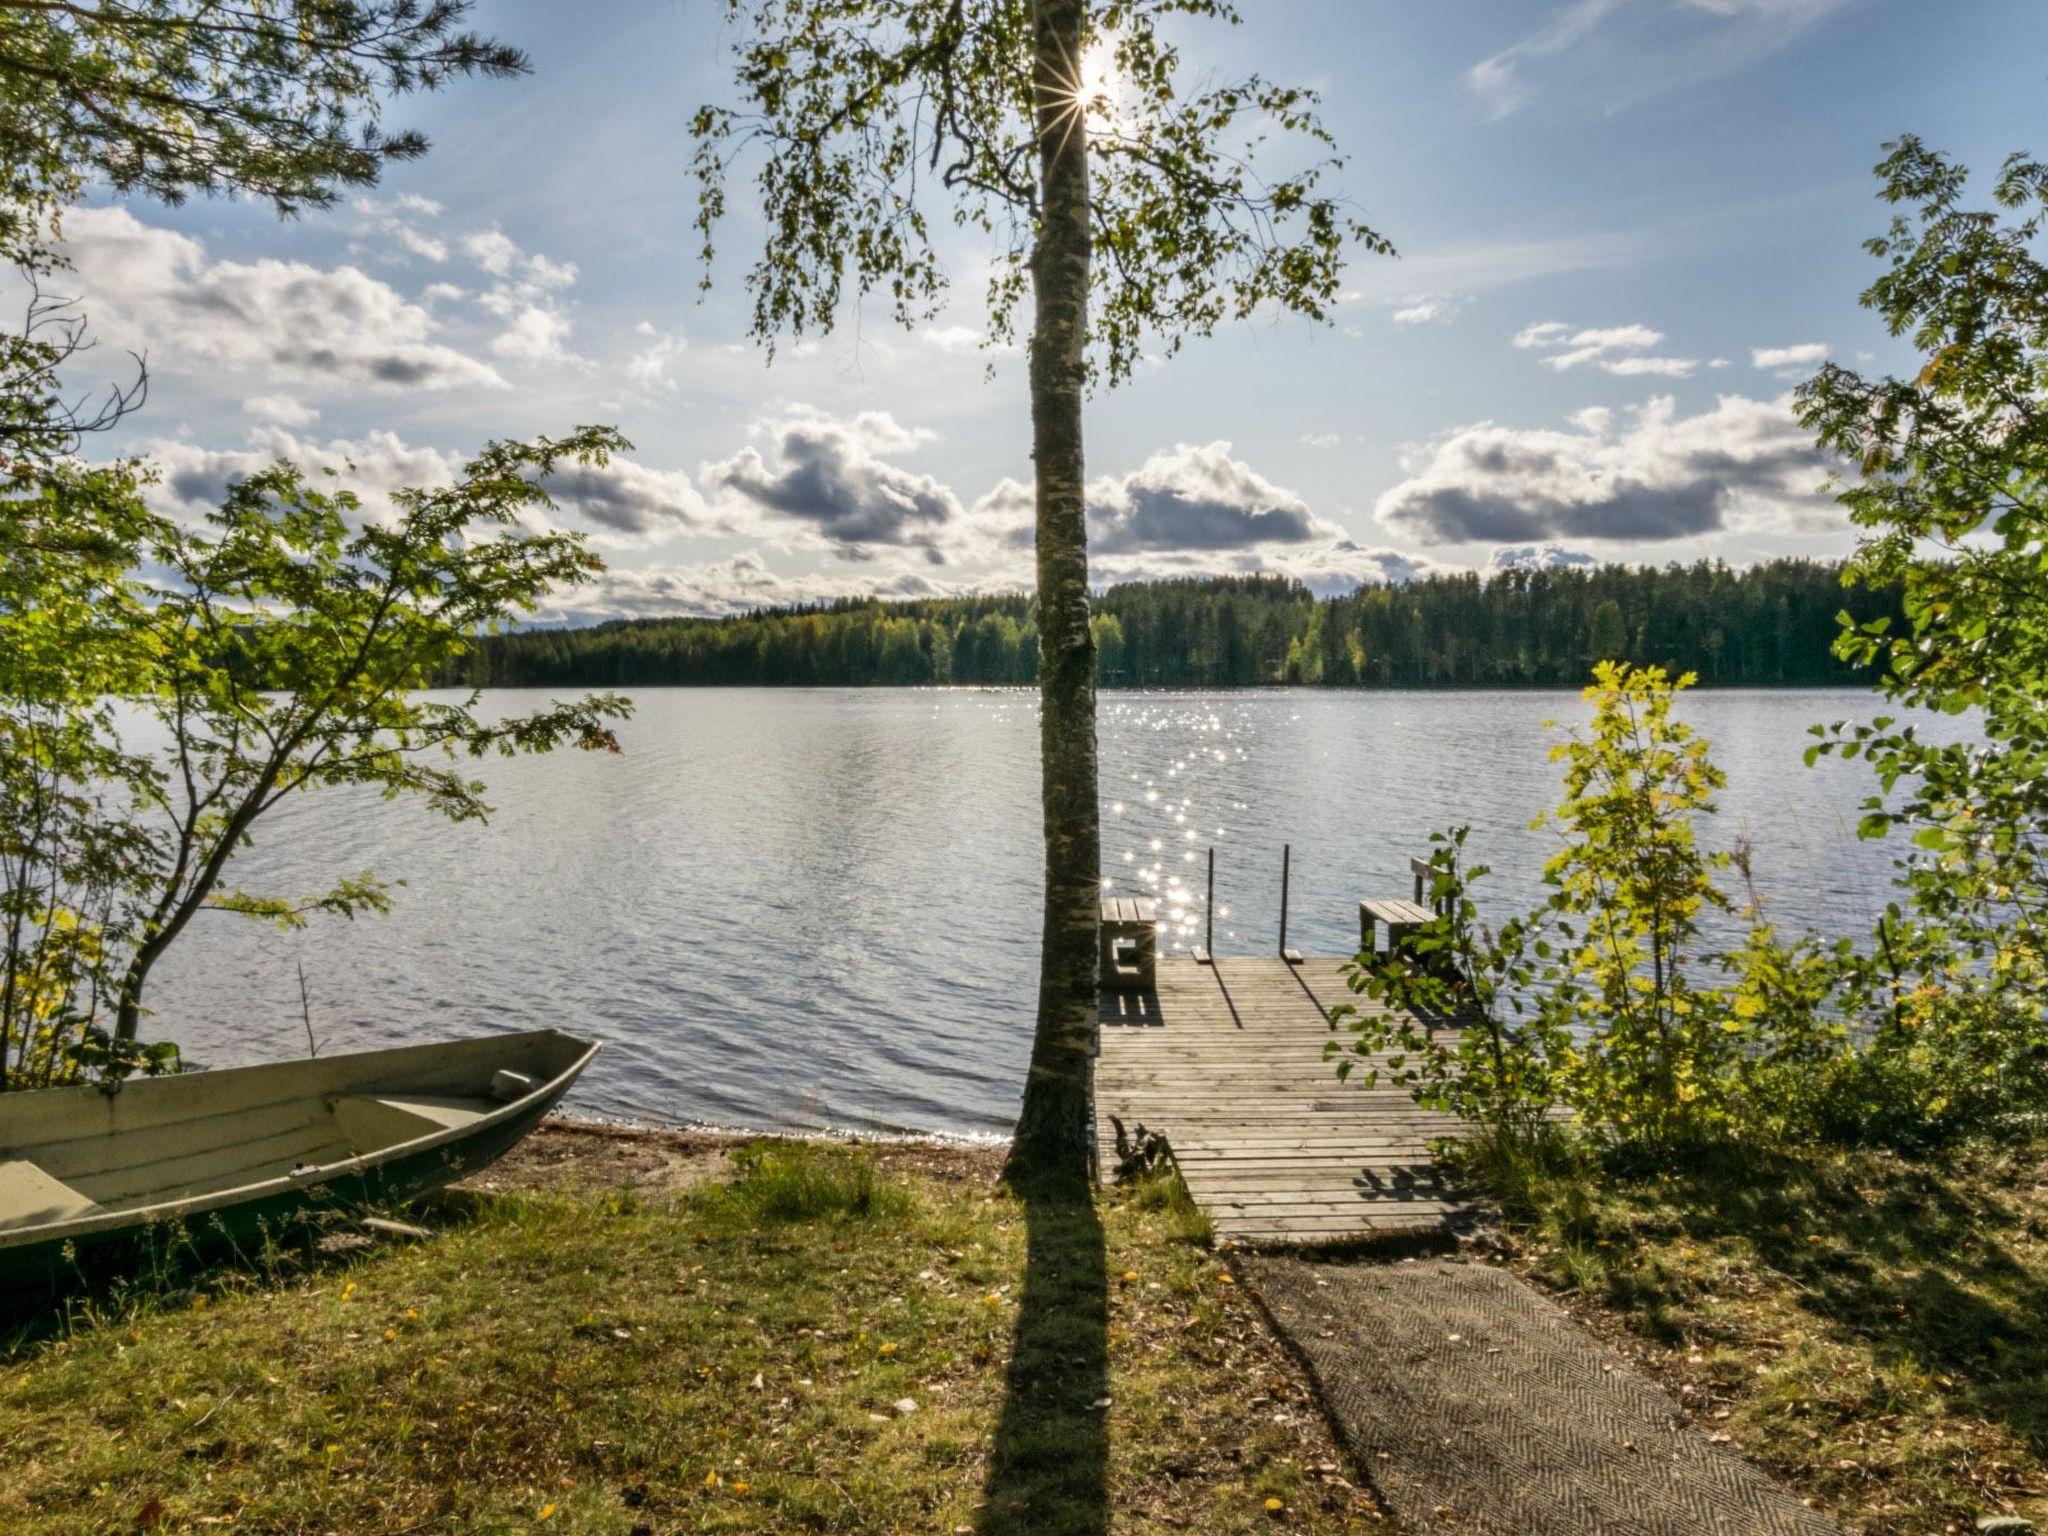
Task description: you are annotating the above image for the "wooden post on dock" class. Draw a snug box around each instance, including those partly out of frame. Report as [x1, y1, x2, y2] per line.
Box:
[1196, 846, 1214, 965]
[1278, 844, 1304, 965]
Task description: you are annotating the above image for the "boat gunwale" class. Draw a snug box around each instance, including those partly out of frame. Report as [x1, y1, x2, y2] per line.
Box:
[0, 1031, 602, 1250]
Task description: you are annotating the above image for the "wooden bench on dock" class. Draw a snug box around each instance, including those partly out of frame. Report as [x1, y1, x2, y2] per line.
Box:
[1358, 856, 1447, 956]
[1099, 896, 1159, 991]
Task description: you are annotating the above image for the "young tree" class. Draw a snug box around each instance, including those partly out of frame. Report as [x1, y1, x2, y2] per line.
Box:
[688, 0, 1390, 1179]
[105, 430, 631, 1044]
[1798, 137, 2048, 1116]
[0, 0, 550, 1077]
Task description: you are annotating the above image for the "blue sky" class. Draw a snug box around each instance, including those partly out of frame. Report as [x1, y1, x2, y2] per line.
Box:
[64, 0, 2044, 619]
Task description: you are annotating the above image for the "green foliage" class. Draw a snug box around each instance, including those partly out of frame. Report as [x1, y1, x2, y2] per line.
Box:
[1538, 662, 1735, 1145]
[0, 0, 547, 1084]
[689, 0, 1388, 385]
[0, 1, 525, 222]
[1328, 665, 2002, 1153]
[3, 434, 632, 1076]
[1794, 135, 2048, 1135]
[464, 559, 1900, 690]
[99, 430, 634, 1043]
[723, 1141, 913, 1224]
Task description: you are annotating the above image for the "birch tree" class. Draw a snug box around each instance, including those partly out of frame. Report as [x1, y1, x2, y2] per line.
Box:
[689, 0, 1390, 1179]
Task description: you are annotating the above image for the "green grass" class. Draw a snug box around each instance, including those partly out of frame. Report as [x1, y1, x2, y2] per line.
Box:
[0, 1142, 1382, 1534]
[1465, 1131, 2048, 1536]
[720, 1140, 915, 1224]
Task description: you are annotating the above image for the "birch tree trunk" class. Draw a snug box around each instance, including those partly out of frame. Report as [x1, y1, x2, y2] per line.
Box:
[1006, 0, 1100, 1184]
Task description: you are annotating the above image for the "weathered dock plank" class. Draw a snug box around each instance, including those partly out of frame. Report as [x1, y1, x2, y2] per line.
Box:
[1094, 955, 1470, 1244]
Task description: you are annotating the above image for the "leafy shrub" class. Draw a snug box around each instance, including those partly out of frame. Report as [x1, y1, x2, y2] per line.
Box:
[1332, 662, 2048, 1154]
[723, 1141, 912, 1223]
[1327, 826, 1572, 1148]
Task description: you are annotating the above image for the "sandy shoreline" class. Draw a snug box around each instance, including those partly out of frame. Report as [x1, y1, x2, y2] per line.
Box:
[466, 1115, 1007, 1197]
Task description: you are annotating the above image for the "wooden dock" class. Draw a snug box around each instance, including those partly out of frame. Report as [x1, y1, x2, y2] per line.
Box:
[1094, 955, 1469, 1245]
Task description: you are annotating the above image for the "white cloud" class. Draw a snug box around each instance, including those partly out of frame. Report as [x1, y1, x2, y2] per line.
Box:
[353, 194, 449, 263]
[1487, 543, 1599, 573]
[463, 230, 520, 277]
[1470, 0, 1855, 119]
[921, 323, 1015, 356]
[1087, 441, 1333, 554]
[457, 229, 584, 366]
[535, 454, 714, 539]
[1601, 355, 1698, 378]
[1377, 392, 1840, 545]
[62, 206, 504, 394]
[1751, 341, 1828, 369]
[705, 408, 960, 562]
[1517, 319, 1696, 377]
[491, 305, 576, 363]
[241, 394, 318, 427]
[1514, 321, 1573, 350]
[140, 426, 717, 547]
[1391, 295, 1466, 326]
[142, 428, 462, 527]
[1469, 0, 1628, 119]
[532, 553, 957, 623]
[625, 325, 687, 390]
[1298, 432, 1343, 450]
[1339, 232, 1641, 307]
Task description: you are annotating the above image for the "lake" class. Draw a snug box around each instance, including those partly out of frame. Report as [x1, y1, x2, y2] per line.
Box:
[148, 688, 1953, 1139]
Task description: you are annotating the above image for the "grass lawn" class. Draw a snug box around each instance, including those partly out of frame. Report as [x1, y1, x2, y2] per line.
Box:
[0, 1130, 1386, 1535]
[1482, 1137, 2048, 1536]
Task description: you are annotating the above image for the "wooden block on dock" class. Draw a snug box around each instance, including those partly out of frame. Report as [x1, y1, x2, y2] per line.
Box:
[1099, 895, 1160, 991]
[1359, 897, 1434, 954]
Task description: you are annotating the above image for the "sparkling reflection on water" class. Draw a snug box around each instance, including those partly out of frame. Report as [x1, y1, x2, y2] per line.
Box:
[147, 688, 1963, 1139]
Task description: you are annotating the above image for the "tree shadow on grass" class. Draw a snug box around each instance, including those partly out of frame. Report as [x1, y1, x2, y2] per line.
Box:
[1584, 1142, 2048, 1460]
[0, 1192, 492, 1363]
[977, 1164, 1110, 1536]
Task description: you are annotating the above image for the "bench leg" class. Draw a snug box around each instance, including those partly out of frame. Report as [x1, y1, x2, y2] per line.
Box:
[1359, 909, 1377, 955]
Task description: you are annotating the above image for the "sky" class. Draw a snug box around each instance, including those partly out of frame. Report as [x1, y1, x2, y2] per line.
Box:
[55, 0, 2048, 621]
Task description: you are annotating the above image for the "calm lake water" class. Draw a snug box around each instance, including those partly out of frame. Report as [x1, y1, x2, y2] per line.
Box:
[149, 688, 1957, 1139]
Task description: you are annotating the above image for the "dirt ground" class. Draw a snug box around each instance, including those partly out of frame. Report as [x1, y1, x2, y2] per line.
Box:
[465, 1116, 1006, 1198]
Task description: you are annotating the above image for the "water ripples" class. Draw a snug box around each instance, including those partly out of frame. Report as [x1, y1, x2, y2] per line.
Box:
[146, 688, 1961, 1138]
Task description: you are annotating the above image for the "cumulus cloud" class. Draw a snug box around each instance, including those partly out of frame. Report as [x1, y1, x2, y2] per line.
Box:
[534, 552, 956, 622]
[962, 444, 1414, 594]
[1087, 441, 1328, 554]
[465, 228, 584, 365]
[1487, 543, 1599, 573]
[536, 455, 713, 539]
[141, 429, 462, 526]
[705, 409, 962, 562]
[352, 194, 449, 264]
[1516, 320, 1696, 377]
[241, 394, 318, 427]
[1377, 392, 1839, 545]
[1752, 341, 1828, 370]
[491, 305, 575, 363]
[625, 322, 687, 390]
[1083, 539, 1437, 598]
[141, 426, 715, 546]
[63, 206, 504, 393]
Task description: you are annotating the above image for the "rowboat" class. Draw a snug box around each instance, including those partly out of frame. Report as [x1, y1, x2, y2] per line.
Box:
[0, 1029, 600, 1296]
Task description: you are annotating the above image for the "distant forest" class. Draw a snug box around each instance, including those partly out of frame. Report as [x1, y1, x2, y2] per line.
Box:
[460, 560, 1902, 690]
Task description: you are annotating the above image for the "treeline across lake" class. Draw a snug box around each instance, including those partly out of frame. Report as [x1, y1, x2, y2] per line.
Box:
[463, 559, 1902, 690]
